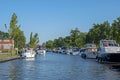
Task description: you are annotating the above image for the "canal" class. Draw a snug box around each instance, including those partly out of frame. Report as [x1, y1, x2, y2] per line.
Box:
[0, 52, 120, 80]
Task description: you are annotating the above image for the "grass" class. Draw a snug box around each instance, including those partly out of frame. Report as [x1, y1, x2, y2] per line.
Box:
[0, 53, 18, 59]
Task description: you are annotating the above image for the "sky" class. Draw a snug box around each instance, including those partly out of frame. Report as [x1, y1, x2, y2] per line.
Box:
[0, 0, 120, 44]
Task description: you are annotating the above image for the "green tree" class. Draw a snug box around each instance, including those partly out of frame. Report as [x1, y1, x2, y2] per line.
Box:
[8, 13, 26, 50]
[79, 32, 87, 47]
[70, 28, 80, 47]
[29, 32, 39, 48]
[9, 13, 18, 38]
[0, 30, 9, 39]
[64, 36, 72, 47]
[111, 17, 120, 44]
[45, 40, 54, 49]
[44, 28, 86, 48]
[86, 21, 111, 46]
[86, 24, 101, 45]
[15, 29, 26, 50]
[53, 37, 66, 47]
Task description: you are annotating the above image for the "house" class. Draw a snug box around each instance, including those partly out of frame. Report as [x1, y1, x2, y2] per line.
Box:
[0, 39, 14, 53]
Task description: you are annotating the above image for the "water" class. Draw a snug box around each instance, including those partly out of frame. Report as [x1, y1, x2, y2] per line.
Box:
[0, 52, 120, 80]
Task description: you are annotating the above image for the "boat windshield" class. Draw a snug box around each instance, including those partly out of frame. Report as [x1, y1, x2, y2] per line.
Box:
[102, 40, 118, 47]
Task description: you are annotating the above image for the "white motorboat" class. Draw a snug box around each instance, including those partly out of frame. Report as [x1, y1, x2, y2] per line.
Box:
[71, 48, 80, 55]
[96, 39, 120, 63]
[81, 43, 97, 59]
[37, 49, 46, 56]
[22, 48, 36, 58]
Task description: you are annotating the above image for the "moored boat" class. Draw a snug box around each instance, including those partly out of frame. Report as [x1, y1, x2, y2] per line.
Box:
[96, 39, 120, 63]
[37, 49, 46, 56]
[81, 43, 97, 59]
[22, 48, 36, 58]
[70, 48, 80, 55]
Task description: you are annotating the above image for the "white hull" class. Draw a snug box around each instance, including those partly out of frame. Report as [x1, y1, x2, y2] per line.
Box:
[72, 52, 79, 55]
[22, 49, 36, 58]
[81, 51, 97, 59]
[37, 50, 46, 56]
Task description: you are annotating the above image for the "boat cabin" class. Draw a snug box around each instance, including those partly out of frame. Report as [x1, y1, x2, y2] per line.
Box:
[84, 43, 97, 52]
[84, 43, 96, 48]
[100, 40, 119, 47]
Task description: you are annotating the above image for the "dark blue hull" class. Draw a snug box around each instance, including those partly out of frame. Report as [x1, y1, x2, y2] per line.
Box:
[81, 53, 86, 59]
[106, 53, 120, 62]
[97, 53, 120, 63]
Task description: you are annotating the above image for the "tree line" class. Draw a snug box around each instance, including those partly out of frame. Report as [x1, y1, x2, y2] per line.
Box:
[43, 17, 120, 49]
[0, 13, 39, 51]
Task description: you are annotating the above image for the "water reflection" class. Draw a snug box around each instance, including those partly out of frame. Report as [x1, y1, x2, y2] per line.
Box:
[25, 58, 35, 61]
[8, 62, 23, 80]
[110, 66, 120, 71]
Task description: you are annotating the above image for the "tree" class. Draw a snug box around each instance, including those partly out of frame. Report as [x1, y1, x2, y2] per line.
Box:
[53, 37, 66, 47]
[111, 17, 120, 44]
[64, 36, 72, 47]
[45, 40, 54, 49]
[8, 13, 26, 50]
[9, 13, 18, 38]
[86, 21, 111, 46]
[79, 32, 87, 47]
[29, 32, 39, 48]
[0, 30, 9, 39]
[44, 28, 86, 48]
[70, 28, 80, 47]
[15, 29, 26, 50]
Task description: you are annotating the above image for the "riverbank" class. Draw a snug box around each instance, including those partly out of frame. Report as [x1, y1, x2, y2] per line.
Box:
[0, 54, 20, 63]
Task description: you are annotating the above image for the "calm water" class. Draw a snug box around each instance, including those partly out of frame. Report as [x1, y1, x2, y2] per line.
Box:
[0, 52, 120, 80]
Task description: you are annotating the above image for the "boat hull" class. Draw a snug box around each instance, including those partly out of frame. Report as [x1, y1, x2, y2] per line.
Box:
[81, 52, 97, 59]
[22, 52, 36, 58]
[97, 53, 120, 62]
[37, 50, 46, 56]
[97, 39, 120, 63]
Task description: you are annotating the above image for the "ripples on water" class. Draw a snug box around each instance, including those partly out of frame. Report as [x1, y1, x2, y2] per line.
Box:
[0, 52, 120, 80]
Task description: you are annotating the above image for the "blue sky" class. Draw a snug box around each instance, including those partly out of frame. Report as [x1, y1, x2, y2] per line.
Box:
[0, 0, 120, 44]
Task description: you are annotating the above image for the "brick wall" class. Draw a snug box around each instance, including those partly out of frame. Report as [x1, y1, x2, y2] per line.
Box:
[0, 39, 14, 50]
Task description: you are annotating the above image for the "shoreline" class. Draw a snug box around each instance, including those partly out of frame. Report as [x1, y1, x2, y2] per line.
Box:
[0, 56, 20, 63]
